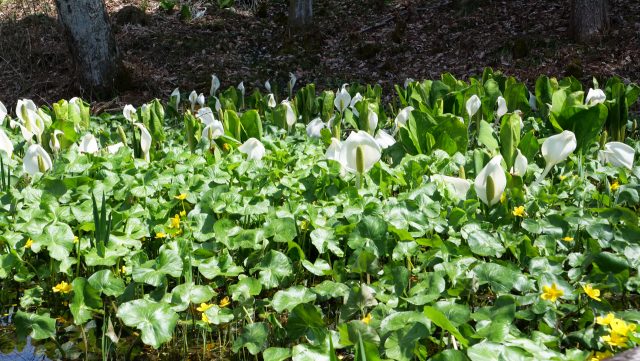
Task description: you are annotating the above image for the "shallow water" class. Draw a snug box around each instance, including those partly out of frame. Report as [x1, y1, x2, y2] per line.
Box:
[0, 308, 51, 361]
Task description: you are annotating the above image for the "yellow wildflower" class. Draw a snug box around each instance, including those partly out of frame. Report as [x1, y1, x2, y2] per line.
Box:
[73, 236, 79, 244]
[219, 296, 231, 308]
[561, 236, 574, 242]
[582, 284, 601, 302]
[590, 351, 613, 361]
[512, 206, 525, 217]
[202, 313, 210, 323]
[610, 180, 620, 191]
[559, 175, 567, 181]
[175, 193, 187, 200]
[361, 313, 372, 325]
[596, 313, 615, 326]
[601, 332, 628, 348]
[156, 232, 167, 238]
[500, 192, 506, 204]
[52, 281, 72, 294]
[196, 303, 213, 312]
[169, 214, 180, 229]
[120, 265, 126, 274]
[24, 238, 33, 249]
[180, 210, 186, 217]
[610, 319, 636, 337]
[540, 283, 564, 302]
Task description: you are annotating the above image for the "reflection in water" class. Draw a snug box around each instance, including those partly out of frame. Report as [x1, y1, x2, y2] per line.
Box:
[1, 308, 50, 361]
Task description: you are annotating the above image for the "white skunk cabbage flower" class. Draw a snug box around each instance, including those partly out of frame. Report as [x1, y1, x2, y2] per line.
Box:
[289, 73, 297, 91]
[326, 138, 342, 161]
[23, 143, 52, 175]
[210, 75, 220, 96]
[395, 106, 414, 129]
[238, 138, 265, 161]
[466, 95, 481, 118]
[585, 88, 606, 105]
[106, 142, 125, 154]
[134, 123, 152, 162]
[267, 94, 277, 108]
[171, 88, 181, 107]
[529, 92, 537, 111]
[123, 104, 137, 122]
[0, 127, 13, 158]
[306, 118, 326, 138]
[197, 107, 216, 126]
[197, 93, 205, 107]
[334, 86, 351, 113]
[264, 80, 271, 92]
[374, 129, 395, 149]
[599, 141, 635, 170]
[511, 149, 528, 176]
[537, 130, 577, 182]
[79, 133, 99, 154]
[282, 100, 296, 129]
[474, 155, 507, 206]
[49, 130, 64, 153]
[237, 82, 245, 97]
[202, 120, 225, 142]
[0, 101, 6, 125]
[366, 111, 378, 133]
[189, 91, 198, 110]
[432, 174, 471, 200]
[13, 99, 45, 143]
[496, 96, 508, 119]
[338, 130, 381, 174]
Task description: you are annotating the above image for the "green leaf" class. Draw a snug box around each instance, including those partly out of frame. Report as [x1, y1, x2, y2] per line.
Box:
[203, 305, 234, 324]
[15, 311, 56, 340]
[170, 282, 216, 312]
[88, 270, 125, 297]
[116, 299, 179, 349]
[232, 322, 269, 355]
[499, 113, 521, 170]
[240, 109, 263, 140]
[287, 303, 326, 342]
[478, 120, 499, 152]
[132, 248, 183, 286]
[423, 306, 469, 348]
[264, 347, 292, 361]
[31, 221, 74, 261]
[70, 277, 103, 325]
[229, 277, 262, 302]
[272, 285, 317, 313]
[252, 250, 292, 289]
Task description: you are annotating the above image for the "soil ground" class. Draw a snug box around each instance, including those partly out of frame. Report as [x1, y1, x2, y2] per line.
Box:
[0, 0, 639, 113]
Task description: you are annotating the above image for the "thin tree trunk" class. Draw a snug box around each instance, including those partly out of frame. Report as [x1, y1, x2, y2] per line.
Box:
[55, 0, 122, 97]
[289, 0, 313, 29]
[570, 0, 609, 43]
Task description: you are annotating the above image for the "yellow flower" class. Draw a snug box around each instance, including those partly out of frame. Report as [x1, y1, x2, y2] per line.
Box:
[590, 351, 613, 361]
[180, 210, 186, 217]
[540, 283, 564, 302]
[610, 318, 636, 337]
[596, 313, 615, 326]
[175, 193, 187, 200]
[610, 180, 620, 191]
[561, 236, 574, 242]
[24, 238, 33, 249]
[601, 332, 628, 348]
[219, 296, 230, 308]
[73, 236, 79, 244]
[155, 232, 167, 238]
[52, 281, 72, 294]
[361, 313, 372, 325]
[559, 175, 567, 181]
[582, 284, 601, 301]
[500, 192, 506, 204]
[512, 206, 525, 217]
[119, 265, 126, 274]
[201, 313, 210, 323]
[196, 303, 213, 312]
[169, 214, 180, 229]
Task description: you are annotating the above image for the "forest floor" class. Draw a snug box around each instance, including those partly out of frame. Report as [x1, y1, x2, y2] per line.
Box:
[0, 0, 638, 112]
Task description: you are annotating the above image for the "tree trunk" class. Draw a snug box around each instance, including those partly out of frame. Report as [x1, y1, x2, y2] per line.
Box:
[570, 0, 609, 42]
[289, 0, 313, 29]
[55, 0, 122, 97]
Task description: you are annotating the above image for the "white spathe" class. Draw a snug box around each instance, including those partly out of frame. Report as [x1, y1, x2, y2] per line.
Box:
[466, 95, 481, 118]
[289, 72, 297, 90]
[338, 130, 382, 174]
[432, 174, 471, 200]
[585, 88, 606, 105]
[538, 130, 577, 182]
[189, 91, 198, 110]
[496, 96, 508, 119]
[123, 104, 137, 122]
[511, 149, 528, 176]
[529, 92, 537, 111]
[325, 138, 342, 161]
[599, 141, 635, 170]
[374, 129, 396, 149]
[306, 118, 326, 138]
[394, 106, 414, 129]
[49, 130, 64, 153]
[474, 155, 507, 206]
[267, 94, 277, 108]
[134, 123, 152, 161]
[197, 93, 205, 107]
[238, 82, 245, 97]
[0, 127, 13, 158]
[0, 101, 6, 125]
[238, 138, 266, 161]
[171, 88, 181, 107]
[282, 100, 297, 128]
[197, 107, 216, 126]
[106, 142, 125, 154]
[79, 133, 99, 154]
[265, 80, 271, 92]
[210, 75, 220, 96]
[23, 143, 52, 175]
[366, 111, 378, 133]
[334, 87, 351, 113]
[202, 120, 225, 141]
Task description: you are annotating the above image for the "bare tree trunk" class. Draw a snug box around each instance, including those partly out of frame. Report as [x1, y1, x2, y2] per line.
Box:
[55, 0, 122, 97]
[570, 0, 609, 42]
[289, 0, 312, 29]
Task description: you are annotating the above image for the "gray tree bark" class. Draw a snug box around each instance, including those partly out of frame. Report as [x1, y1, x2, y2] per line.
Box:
[570, 0, 609, 42]
[289, 0, 313, 28]
[55, 0, 122, 97]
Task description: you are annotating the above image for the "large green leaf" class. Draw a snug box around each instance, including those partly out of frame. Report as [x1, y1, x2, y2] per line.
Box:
[423, 306, 469, 348]
[88, 270, 125, 297]
[232, 322, 269, 355]
[70, 277, 103, 325]
[272, 285, 317, 313]
[15, 311, 56, 340]
[116, 299, 179, 349]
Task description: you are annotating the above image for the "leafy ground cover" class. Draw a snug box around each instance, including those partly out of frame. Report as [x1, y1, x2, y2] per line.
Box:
[0, 69, 639, 360]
